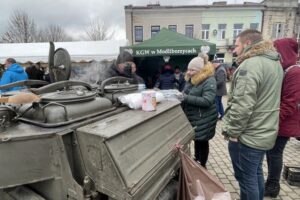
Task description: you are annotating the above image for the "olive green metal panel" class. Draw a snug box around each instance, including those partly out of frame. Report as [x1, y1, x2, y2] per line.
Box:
[0, 189, 15, 200]
[76, 131, 127, 200]
[28, 133, 86, 200]
[4, 186, 46, 200]
[77, 101, 194, 199]
[0, 136, 56, 189]
[105, 104, 191, 190]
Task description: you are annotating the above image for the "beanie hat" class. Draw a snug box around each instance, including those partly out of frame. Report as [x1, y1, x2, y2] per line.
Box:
[197, 52, 209, 64]
[116, 51, 134, 64]
[188, 57, 204, 71]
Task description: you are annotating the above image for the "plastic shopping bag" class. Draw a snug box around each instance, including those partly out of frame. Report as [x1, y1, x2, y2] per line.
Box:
[177, 150, 231, 200]
[118, 92, 164, 109]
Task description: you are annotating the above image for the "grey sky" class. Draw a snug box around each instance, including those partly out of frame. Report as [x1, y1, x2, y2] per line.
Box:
[0, 0, 262, 41]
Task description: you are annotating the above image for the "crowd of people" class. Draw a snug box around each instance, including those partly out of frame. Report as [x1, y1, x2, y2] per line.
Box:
[180, 29, 300, 200]
[0, 28, 299, 200]
[109, 28, 299, 200]
[131, 29, 298, 200]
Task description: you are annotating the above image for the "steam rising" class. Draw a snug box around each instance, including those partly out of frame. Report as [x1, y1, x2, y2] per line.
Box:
[70, 61, 112, 85]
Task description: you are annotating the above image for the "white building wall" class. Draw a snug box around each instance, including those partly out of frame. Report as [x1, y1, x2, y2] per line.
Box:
[126, 9, 203, 44]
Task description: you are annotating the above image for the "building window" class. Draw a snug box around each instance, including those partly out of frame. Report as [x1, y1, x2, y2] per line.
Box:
[134, 26, 143, 42]
[218, 24, 226, 40]
[168, 25, 177, 32]
[272, 23, 284, 39]
[201, 24, 210, 40]
[233, 23, 243, 39]
[250, 23, 259, 30]
[151, 26, 160, 37]
[185, 25, 194, 38]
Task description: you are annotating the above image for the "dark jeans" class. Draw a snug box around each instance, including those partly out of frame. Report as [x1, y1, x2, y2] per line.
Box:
[229, 141, 265, 200]
[215, 96, 224, 118]
[194, 140, 209, 167]
[266, 136, 289, 186]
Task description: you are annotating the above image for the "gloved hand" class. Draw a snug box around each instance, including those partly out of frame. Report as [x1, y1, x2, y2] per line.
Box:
[176, 92, 187, 102]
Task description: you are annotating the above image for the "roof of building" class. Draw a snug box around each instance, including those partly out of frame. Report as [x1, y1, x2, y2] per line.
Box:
[0, 40, 128, 64]
[125, 2, 264, 10]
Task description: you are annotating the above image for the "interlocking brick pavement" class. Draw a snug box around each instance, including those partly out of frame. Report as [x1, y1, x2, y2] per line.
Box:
[204, 121, 300, 200]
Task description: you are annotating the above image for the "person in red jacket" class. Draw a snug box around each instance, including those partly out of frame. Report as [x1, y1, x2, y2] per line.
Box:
[265, 38, 300, 198]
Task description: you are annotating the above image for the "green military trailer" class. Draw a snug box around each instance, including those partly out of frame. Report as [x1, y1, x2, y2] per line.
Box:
[0, 43, 194, 200]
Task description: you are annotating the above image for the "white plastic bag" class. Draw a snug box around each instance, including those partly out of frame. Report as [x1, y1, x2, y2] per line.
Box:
[159, 89, 182, 101]
[118, 92, 164, 109]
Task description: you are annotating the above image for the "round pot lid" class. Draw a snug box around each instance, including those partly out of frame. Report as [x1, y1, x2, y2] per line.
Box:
[40, 90, 96, 103]
[104, 84, 138, 93]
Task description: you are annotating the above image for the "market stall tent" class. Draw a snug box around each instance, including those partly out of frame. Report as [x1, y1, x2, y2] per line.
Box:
[0, 40, 128, 64]
[0, 40, 128, 85]
[121, 28, 216, 88]
[122, 28, 216, 57]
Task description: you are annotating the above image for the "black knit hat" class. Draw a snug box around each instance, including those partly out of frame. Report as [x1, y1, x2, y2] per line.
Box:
[116, 51, 134, 64]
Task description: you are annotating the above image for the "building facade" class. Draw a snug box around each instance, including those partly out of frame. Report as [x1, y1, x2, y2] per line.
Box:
[125, 2, 263, 63]
[201, 4, 263, 62]
[262, 0, 298, 40]
[125, 0, 300, 63]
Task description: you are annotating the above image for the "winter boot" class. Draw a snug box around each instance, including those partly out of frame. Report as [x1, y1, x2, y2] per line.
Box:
[264, 181, 280, 198]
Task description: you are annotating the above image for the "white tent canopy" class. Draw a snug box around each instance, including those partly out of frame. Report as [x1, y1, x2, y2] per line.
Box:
[0, 40, 128, 64]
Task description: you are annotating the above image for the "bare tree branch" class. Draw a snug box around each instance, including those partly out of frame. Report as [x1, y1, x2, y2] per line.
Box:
[1, 10, 36, 43]
[84, 17, 115, 41]
[35, 29, 48, 42]
[36, 24, 73, 42]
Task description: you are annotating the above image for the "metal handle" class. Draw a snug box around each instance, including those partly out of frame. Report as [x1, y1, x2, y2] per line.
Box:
[30, 80, 93, 95]
[42, 102, 68, 122]
[0, 80, 49, 90]
[99, 76, 134, 94]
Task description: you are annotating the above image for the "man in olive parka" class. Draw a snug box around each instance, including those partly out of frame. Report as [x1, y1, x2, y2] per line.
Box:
[222, 29, 283, 200]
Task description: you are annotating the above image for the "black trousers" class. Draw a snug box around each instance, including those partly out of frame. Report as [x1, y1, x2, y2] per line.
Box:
[266, 136, 289, 186]
[194, 140, 209, 167]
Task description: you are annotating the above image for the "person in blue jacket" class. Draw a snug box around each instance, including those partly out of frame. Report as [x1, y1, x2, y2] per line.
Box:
[0, 58, 28, 93]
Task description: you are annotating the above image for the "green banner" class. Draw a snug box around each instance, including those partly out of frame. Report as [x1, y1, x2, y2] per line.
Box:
[123, 46, 213, 57]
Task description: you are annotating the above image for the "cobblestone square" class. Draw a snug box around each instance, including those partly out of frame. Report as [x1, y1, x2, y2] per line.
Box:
[205, 121, 300, 200]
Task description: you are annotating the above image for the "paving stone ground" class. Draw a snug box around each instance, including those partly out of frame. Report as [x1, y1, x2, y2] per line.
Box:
[205, 122, 300, 200]
[200, 92, 300, 200]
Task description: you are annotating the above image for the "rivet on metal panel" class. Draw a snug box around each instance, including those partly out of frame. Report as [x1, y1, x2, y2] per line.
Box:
[72, 138, 78, 146]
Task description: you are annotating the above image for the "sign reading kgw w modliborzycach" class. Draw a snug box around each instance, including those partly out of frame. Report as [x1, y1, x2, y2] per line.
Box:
[123, 46, 211, 57]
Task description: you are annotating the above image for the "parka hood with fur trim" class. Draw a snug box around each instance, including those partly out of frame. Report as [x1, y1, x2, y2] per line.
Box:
[236, 40, 279, 65]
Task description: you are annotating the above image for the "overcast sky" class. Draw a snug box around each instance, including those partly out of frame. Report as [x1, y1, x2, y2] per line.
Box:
[0, 0, 262, 41]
